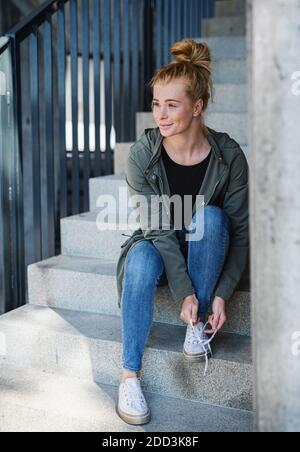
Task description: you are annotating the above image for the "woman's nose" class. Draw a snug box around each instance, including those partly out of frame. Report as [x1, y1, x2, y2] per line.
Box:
[157, 104, 168, 113]
[158, 107, 168, 118]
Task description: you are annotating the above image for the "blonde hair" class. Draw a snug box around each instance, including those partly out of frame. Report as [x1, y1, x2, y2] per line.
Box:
[148, 39, 214, 136]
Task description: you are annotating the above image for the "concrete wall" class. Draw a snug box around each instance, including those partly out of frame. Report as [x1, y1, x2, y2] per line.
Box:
[249, 0, 300, 432]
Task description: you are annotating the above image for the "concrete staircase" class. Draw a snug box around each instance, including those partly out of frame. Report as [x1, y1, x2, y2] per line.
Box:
[0, 0, 252, 432]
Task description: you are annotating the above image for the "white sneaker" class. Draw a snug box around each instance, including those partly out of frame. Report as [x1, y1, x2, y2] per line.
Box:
[116, 377, 151, 425]
[183, 321, 217, 375]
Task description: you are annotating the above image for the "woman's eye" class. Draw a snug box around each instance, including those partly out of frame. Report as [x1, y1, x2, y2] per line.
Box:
[152, 104, 176, 108]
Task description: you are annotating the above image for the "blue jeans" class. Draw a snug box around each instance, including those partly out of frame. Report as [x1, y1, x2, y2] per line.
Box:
[121, 206, 231, 372]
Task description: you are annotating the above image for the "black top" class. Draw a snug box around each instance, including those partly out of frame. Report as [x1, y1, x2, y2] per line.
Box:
[161, 144, 212, 229]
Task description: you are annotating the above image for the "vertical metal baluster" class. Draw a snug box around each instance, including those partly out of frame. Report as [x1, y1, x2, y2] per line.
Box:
[143, 0, 153, 112]
[82, 0, 90, 211]
[93, 0, 102, 177]
[190, 0, 195, 38]
[209, 0, 215, 18]
[0, 42, 13, 312]
[103, 0, 113, 174]
[113, 0, 122, 143]
[123, 0, 130, 141]
[156, 0, 163, 71]
[57, 1, 67, 219]
[8, 37, 25, 309]
[29, 28, 42, 262]
[139, 0, 145, 113]
[44, 13, 55, 257]
[188, 0, 192, 37]
[204, 0, 207, 20]
[170, 0, 176, 47]
[70, 0, 79, 213]
[132, 0, 139, 139]
[177, 0, 183, 41]
[195, 0, 200, 37]
[199, 0, 204, 36]
[0, 63, 6, 314]
[163, 0, 170, 65]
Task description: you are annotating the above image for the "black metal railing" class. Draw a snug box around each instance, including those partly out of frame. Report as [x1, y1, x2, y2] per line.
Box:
[1, 33, 30, 314]
[0, 0, 214, 314]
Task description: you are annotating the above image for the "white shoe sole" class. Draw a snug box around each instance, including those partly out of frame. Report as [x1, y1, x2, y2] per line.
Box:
[116, 400, 151, 426]
[183, 348, 211, 363]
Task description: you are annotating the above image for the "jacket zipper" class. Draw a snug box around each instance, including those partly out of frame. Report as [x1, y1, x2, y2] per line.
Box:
[205, 167, 229, 206]
[148, 172, 174, 229]
[157, 173, 173, 223]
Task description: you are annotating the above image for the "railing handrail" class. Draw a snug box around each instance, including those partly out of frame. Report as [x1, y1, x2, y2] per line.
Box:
[6, 0, 68, 42]
[0, 37, 9, 56]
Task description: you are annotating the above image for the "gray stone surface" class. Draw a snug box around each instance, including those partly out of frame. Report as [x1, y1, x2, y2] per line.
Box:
[0, 305, 253, 410]
[194, 36, 246, 60]
[204, 112, 248, 145]
[250, 0, 300, 433]
[27, 254, 251, 336]
[208, 84, 247, 113]
[60, 207, 252, 280]
[0, 364, 252, 432]
[60, 210, 133, 260]
[215, 0, 246, 17]
[213, 58, 247, 84]
[89, 173, 128, 211]
[113, 142, 134, 175]
[202, 16, 246, 37]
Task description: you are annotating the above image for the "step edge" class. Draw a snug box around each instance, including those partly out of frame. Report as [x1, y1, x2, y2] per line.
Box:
[0, 305, 252, 366]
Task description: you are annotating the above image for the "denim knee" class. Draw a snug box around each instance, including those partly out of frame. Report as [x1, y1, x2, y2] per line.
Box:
[189, 205, 231, 237]
[124, 240, 164, 288]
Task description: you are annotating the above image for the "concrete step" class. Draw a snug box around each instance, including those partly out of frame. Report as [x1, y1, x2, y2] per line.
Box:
[202, 17, 246, 37]
[0, 305, 253, 410]
[204, 112, 248, 144]
[215, 0, 246, 17]
[114, 143, 134, 175]
[0, 364, 252, 432]
[60, 210, 133, 261]
[137, 113, 248, 146]
[208, 83, 247, 113]
[213, 58, 247, 84]
[89, 173, 128, 210]
[60, 207, 251, 278]
[194, 36, 246, 60]
[27, 254, 251, 336]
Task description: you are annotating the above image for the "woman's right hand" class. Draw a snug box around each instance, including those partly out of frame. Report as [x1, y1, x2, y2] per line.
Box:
[180, 294, 200, 325]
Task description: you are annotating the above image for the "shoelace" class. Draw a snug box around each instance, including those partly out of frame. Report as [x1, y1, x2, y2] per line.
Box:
[189, 320, 218, 376]
[124, 378, 146, 409]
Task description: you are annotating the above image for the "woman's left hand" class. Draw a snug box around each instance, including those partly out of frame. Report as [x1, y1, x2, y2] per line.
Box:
[205, 297, 227, 334]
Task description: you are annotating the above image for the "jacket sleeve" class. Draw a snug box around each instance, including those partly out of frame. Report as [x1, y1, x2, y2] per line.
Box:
[214, 149, 249, 301]
[126, 150, 196, 303]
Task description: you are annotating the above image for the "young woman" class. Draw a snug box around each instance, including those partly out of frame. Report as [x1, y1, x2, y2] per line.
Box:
[116, 39, 249, 425]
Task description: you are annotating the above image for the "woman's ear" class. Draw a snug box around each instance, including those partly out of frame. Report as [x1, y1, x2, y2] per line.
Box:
[193, 98, 204, 117]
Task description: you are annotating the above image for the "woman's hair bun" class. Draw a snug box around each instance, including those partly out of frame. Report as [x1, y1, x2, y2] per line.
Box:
[171, 39, 212, 74]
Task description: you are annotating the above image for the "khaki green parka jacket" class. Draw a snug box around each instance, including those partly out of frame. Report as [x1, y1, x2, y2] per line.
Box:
[116, 126, 249, 307]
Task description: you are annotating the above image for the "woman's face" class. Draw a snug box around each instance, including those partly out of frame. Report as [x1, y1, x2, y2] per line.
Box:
[152, 79, 203, 136]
